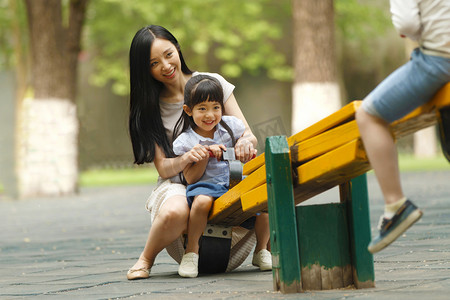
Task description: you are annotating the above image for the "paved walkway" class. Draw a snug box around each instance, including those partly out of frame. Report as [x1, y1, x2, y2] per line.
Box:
[1, 171, 449, 299]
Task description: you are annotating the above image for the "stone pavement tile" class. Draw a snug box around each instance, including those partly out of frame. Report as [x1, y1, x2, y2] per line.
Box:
[1, 172, 450, 299]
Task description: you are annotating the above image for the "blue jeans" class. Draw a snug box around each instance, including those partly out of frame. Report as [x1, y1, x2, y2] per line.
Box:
[362, 48, 450, 123]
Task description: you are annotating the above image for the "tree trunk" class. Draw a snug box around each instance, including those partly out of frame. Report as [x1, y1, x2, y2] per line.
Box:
[414, 126, 437, 158]
[19, 0, 88, 197]
[10, 0, 29, 198]
[292, 0, 340, 133]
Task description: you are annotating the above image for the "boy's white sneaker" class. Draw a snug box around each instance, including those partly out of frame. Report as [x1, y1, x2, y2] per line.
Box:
[252, 249, 272, 271]
[178, 252, 199, 278]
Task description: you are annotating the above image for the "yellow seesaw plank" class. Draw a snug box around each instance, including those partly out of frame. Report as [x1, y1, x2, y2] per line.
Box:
[291, 83, 450, 164]
[292, 120, 360, 164]
[391, 82, 450, 138]
[208, 165, 266, 224]
[242, 101, 362, 175]
[241, 184, 268, 214]
[224, 83, 450, 222]
[241, 139, 370, 213]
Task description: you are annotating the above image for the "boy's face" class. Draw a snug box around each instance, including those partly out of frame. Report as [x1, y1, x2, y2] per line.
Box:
[183, 100, 222, 137]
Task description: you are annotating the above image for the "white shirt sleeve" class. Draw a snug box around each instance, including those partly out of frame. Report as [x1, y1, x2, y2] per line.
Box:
[390, 0, 422, 41]
[172, 133, 190, 156]
[223, 116, 246, 140]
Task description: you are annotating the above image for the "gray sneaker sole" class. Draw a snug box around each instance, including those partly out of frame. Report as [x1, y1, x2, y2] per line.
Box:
[368, 209, 423, 254]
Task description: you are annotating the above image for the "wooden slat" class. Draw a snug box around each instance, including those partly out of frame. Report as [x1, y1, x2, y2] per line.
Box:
[288, 101, 362, 146]
[436, 82, 450, 105]
[293, 139, 370, 204]
[216, 83, 450, 224]
[208, 165, 266, 224]
[241, 139, 370, 213]
[243, 101, 362, 175]
[244, 84, 449, 176]
[292, 120, 359, 164]
[391, 84, 450, 138]
[243, 153, 265, 175]
[241, 184, 268, 213]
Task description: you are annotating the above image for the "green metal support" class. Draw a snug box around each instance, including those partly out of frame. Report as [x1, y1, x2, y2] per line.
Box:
[265, 136, 302, 293]
[345, 174, 375, 288]
[296, 203, 353, 290]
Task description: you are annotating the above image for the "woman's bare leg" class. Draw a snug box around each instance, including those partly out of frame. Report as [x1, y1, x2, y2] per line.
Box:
[356, 108, 405, 205]
[130, 195, 189, 270]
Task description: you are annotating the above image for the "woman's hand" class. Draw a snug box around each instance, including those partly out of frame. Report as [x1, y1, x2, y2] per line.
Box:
[183, 144, 210, 163]
[223, 94, 258, 162]
[235, 134, 257, 163]
[208, 144, 226, 161]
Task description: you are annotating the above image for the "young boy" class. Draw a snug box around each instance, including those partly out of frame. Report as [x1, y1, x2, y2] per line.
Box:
[355, 0, 450, 253]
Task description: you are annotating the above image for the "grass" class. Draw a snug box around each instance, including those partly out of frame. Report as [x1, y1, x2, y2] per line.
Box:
[1, 155, 449, 192]
[398, 154, 450, 172]
[78, 154, 450, 187]
[79, 166, 159, 187]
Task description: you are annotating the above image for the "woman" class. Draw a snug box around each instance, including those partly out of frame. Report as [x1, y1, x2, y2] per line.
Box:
[127, 25, 271, 280]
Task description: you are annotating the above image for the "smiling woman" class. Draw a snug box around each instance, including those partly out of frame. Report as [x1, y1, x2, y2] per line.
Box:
[125, 25, 268, 281]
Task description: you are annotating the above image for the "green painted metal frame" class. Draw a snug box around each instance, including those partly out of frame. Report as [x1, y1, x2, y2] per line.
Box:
[296, 202, 353, 290]
[344, 174, 375, 288]
[296, 203, 351, 270]
[265, 136, 302, 293]
[265, 135, 374, 293]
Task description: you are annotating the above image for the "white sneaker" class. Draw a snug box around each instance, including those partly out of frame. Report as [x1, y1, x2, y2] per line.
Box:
[252, 249, 272, 271]
[178, 252, 199, 278]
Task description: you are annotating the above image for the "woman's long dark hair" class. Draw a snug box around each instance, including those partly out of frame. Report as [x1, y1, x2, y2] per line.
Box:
[129, 25, 193, 164]
[173, 75, 236, 146]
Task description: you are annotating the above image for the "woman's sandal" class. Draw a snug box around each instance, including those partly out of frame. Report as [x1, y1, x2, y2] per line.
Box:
[127, 268, 151, 280]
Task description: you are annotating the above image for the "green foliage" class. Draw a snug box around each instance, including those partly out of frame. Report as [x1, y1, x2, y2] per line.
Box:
[0, 1, 14, 69]
[0, 0, 28, 70]
[85, 0, 392, 96]
[85, 0, 293, 95]
[336, 0, 390, 41]
[336, 0, 392, 60]
[0, 0, 393, 98]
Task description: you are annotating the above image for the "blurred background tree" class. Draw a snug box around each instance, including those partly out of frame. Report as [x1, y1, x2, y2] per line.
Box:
[1, 0, 430, 198]
[85, 0, 292, 95]
[292, 0, 339, 133]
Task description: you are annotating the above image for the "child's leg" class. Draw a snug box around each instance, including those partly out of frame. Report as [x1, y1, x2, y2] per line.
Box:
[128, 195, 189, 279]
[355, 50, 450, 253]
[355, 108, 404, 205]
[254, 213, 270, 252]
[252, 213, 272, 271]
[357, 48, 448, 207]
[356, 107, 423, 253]
[179, 194, 213, 278]
[185, 194, 214, 254]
